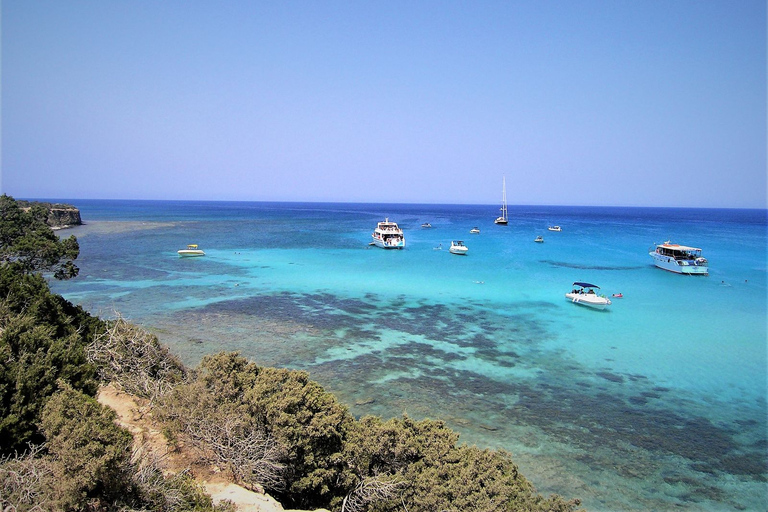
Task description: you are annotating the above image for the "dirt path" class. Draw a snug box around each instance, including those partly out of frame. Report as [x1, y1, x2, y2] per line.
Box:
[97, 384, 328, 512]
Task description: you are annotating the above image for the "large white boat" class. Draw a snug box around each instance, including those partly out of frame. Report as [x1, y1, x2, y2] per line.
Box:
[371, 219, 405, 249]
[449, 240, 468, 255]
[495, 176, 509, 225]
[178, 244, 205, 257]
[565, 282, 611, 310]
[649, 241, 708, 275]
[548, 225, 561, 232]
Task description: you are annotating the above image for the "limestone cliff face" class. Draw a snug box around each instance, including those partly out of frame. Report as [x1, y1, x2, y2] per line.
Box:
[47, 207, 82, 228]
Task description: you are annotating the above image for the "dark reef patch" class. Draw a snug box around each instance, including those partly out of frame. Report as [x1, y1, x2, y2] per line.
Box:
[539, 260, 645, 271]
[596, 371, 625, 383]
[185, 288, 768, 504]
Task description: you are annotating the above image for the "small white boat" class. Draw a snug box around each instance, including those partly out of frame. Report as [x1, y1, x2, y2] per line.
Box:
[470, 227, 480, 234]
[534, 236, 544, 243]
[565, 282, 611, 310]
[371, 218, 405, 249]
[178, 244, 205, 257]
[421, 222, 432, 228]
[649, 241, 708, 275]
[449, 240, 468, 255]
[495, 176, 509, 225]
[548, 226, 562, 232]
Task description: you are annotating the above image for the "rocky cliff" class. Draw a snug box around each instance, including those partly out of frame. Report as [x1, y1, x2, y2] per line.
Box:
[17, 200, 82, 228]
[47, 206, 82, 228]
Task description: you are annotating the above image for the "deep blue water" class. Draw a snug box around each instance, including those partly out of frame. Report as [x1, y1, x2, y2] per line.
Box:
[45, 199, 767, 511]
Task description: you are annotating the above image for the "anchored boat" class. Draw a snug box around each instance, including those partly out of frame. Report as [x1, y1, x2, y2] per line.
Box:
[178, 244, 205, 257]
[449, 240, 468, 255]
[495, 176, 509, 225]
[371, 219, 405, 249]
[565, 282, 611, 310]
[649, 241, 708, 275]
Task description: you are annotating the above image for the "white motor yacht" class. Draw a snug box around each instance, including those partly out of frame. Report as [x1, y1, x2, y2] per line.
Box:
[649, 241, 708, 275]
[371, 219, 405, 249]
[178, 244, 205, 257]
[449, 240, 469, 255]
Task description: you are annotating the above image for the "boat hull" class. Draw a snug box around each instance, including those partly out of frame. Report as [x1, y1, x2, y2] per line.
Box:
[565, 293, 611, 310]
[449, 247, 468, 255]
[178, 250, 205, 257]
[494, 218, 508, 225]
[371, 236, 404, 249]
[649, 252, 708, 275]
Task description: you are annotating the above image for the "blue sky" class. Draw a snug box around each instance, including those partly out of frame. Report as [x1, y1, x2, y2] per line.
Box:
[2, 1, 766, 208]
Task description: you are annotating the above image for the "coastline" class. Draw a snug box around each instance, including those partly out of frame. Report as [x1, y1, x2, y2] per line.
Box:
[50, 200, 768, 511]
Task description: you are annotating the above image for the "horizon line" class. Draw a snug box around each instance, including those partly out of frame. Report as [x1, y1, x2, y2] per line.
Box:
[13, 195, 768, 212]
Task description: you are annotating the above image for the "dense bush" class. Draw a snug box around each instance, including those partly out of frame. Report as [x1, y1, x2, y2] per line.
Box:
[40, 385, 135, 509]
[0, 195, 99, 453]
[157, 352, 581, 512]
[0, 264, 101, 453]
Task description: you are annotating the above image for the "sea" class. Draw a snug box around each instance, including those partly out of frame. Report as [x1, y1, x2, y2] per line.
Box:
[45, 199, 766, 511]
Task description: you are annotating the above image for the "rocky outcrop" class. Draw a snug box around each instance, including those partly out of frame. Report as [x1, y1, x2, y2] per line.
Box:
[47, 207, 82, 228]
[17, 200, 82, 228]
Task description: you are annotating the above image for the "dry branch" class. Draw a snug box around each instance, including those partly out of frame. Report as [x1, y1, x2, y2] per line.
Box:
[341, 474, 405, 512]
[87, 312, 186, 403]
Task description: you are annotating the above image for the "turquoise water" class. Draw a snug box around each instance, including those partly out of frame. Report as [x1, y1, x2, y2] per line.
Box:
[48, 200, 767, 511]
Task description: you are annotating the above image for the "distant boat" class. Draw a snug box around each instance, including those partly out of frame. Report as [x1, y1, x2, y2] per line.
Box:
[649, 241, 708, 275]
[178, 244, 205, 257]
[371, 218, 405, 249]
[565, 282, 611, 310]
[421, 222, 432, 228]
[470, 227, 480, 234]
[534, 236, 544, 243]
[495, 176, 509, 225]
[548, 226, 562, 232]
[449, 240, 469, 255]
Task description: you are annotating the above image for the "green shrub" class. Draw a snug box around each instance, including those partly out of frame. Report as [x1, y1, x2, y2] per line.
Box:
[40, 385, 134, 509]
[0, 268, 100, 453]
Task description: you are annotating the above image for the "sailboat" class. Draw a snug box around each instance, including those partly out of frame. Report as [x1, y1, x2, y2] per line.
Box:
[494, 176, 509, 225]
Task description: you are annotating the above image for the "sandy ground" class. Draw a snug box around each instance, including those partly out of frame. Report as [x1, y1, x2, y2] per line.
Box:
[97, 384, 330, 512]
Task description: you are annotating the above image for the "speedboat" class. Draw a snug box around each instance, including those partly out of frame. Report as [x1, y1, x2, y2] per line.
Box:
[371, 219, 405, 249]
[421, 222, 432, 228]
[534, 236, 544, 243]
[470, 227, 480, 234]
[178, 244, 205, 257]
[449, 240, 468, 255]
[565, 282, 611, 310]
[649, 241, 708, 275]
[548, 226, 562, 232]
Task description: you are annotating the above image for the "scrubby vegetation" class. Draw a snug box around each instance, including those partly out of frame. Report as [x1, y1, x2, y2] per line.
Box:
[0, 195, 582, 511]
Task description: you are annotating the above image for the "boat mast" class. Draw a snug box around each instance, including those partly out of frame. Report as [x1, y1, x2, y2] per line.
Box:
[501, 175, 508, 221]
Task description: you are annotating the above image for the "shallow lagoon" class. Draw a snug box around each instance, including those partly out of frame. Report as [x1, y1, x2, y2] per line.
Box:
[51, 200, 767, 511]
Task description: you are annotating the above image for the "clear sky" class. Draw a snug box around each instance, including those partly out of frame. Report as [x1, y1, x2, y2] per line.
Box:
[2, 1, 766, 208]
